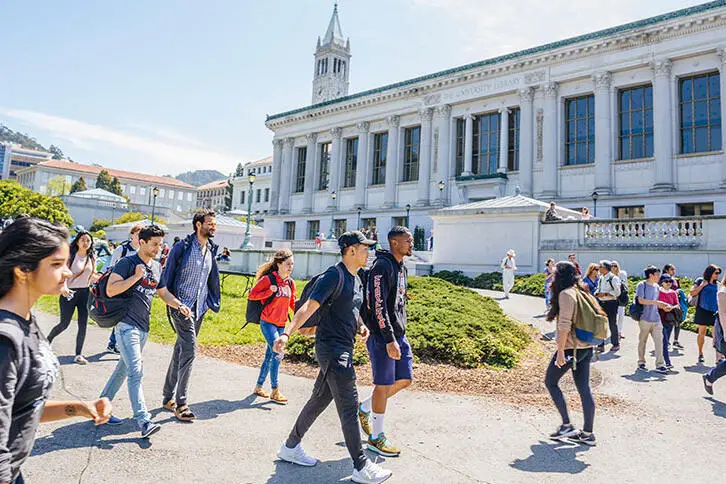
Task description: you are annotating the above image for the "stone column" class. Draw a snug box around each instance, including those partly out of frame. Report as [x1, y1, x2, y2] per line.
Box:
[383, 115, 400, 208]
[498, 107, 509, 174]
[435, 104, 452, 204]
[354, 121, 370, 208]
[417, 107, 435, 206]
[278, 137, 295, 213]
[328, 127, 343, 208]
[463, 114, 474, 176]
[541, 82, 559, 198]
[651, 59, 675, 192]
[719, 48, 726, 187]
[518, 87, 535, 196]
[302, 132, 317, 213]
[593, 71, 613, 195]
[269, 138, 283, 214]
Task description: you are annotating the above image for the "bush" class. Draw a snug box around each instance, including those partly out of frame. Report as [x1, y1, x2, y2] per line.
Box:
[286, 334, 370, 365]
[432, 270, 545, 297]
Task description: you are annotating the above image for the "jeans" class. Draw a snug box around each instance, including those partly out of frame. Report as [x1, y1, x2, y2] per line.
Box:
[100, 322, 151, 426]
[163, 308, 205, 406]
[47, 288, 90, 356]
[286, 346, 367, 472]
[109, 327, 117, 347]
[544, 348, 595, 433]
[598, 299, 619, 347]
[662, 324, 674, 366]
[256, 320, 284, 389]
[638, 320, 665, 367]
[706, 359, 726, 384]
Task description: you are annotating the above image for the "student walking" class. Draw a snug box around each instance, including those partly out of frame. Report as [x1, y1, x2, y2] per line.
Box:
[544, 261, 597, 446]
[657, 274, 681, 370]
[635, 266, 669, 373]
[500, 250, 517, 299]
[582, 263, 599, 296]
[158, 209, 221, 422]
[611, 261, 628, 340]
[595, 260, 621, 352]
[702, 273, 726, 394]
[690, 264, 722, 363]
[0, 217, 111, 484]
[358, 227, 414, 458]
[274, 231, 392, 484]
[544, 259, 555, 310]
[663, 264, 685, 349]
[99, 225, 172, 438]
[249, 249, 296, 404]
[47, 230, 99, 364]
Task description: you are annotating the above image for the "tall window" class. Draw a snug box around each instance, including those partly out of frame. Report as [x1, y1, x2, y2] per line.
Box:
[307, 220, 320, 239]
[565, 94, 595, 165]
[680, 72, 721, 154]
[619, 85, 654, 160]
[343, 138, 358, 188]
[678, 202, 714, 216]
[318, 142, 331, 190]
[264, 188, 270, 202]
[334, 219, 347, 237]
[240, 191, 245, 204]
[508, 108, 521, 171]
[455, 118, 465, 176]
[295, 147, 307, 193]
[613, 206, 645, 219]
[256, 189, 261, 203]
[371, 132, 388, 185]
[472, 112, 500, 175]
[402, 126, 420, 182]
[284, 222, 296, 240]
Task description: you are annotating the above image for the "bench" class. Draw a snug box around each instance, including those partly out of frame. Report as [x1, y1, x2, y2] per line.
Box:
[218, 266, 256, 296]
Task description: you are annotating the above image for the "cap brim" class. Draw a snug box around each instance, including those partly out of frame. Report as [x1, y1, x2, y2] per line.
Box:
[361, 239, 376, 246]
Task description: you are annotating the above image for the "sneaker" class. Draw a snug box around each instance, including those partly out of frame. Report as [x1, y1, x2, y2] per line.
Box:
[359, 405, 372, 437]
[278, 443, 318, 467]
[106, 344, 120, 355]
[699, 355, 705, 364]
[653, 366, 669, 374]
[569, 431, 597, 447]
[638, 363, 647, 371]
[367, 433, 401, 457]
[105, 415, 125, 426]
[610, 345, 620, 352]
[352, 459, 393, 484]
[140, 421, 161, 439]
[703, 374, 714, 395]
[673, 341, 684, 349]
[270, 388, 288, 405]
[666, 363, 674, 370]
[74, 355, 88, 365]
[549, 424, 578, 441]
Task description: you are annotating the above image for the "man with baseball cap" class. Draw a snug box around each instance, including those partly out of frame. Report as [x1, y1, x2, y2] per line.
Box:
[274, 231, 393, 484]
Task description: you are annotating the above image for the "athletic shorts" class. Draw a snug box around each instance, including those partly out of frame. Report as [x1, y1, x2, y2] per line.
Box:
[367, 333, 414, 386]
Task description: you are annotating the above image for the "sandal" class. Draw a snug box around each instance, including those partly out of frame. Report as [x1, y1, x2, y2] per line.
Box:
[174, 404, 196, 422]
[163, 399, 177, 412]
[253, 385, 270, 398]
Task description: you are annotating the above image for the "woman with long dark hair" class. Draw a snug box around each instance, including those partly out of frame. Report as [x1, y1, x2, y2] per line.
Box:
[248, 249, 296, 404]
[544, 261, 596, 446]
[0, 217, 111, 484]
[47, 230, 99, 364]
[690, 264, 722, 363]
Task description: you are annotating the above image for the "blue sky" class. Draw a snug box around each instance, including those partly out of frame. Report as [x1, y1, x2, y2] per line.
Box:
[0, 0, 707, 176]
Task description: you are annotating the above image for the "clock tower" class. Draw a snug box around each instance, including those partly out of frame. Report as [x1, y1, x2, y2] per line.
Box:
[312, 3, 351, 104]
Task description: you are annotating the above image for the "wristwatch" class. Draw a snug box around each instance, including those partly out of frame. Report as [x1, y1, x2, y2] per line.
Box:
[281, 332, 290, 339]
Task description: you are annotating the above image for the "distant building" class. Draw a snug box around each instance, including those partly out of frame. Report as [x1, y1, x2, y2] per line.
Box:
[230, 156, 273, 222]
[197, 179, 229, 211]
[0, 143, 52, 180]
[16, 159, 197, 215]
[61, 188, 129, 229]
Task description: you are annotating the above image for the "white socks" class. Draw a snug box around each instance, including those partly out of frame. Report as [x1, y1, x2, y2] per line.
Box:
[371, 412, 385, 439]
[360, 396, 372, 414]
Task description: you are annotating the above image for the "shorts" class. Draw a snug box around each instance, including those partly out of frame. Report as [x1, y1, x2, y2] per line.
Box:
[367, 333, 413, 386]
[695, 305, 717, 326]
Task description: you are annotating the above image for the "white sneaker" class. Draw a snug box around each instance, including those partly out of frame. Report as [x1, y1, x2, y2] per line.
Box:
[352, 459, 392, 484]
[74, 355, 88, 365]
[278, 443, 318, 467]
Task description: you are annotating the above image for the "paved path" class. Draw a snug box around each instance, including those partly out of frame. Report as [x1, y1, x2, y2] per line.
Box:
[22, 292, 726, 484]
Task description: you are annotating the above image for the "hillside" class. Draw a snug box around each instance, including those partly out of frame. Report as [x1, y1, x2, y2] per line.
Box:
[171, 169, 227, 187]
[0, 125, 48, 151]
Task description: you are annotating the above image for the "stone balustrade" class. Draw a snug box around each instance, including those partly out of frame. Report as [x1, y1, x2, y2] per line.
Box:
[583, 218, 704, 248]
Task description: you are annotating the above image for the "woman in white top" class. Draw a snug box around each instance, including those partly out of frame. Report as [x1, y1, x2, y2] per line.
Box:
[47, 231, 99, 364]
[611, 261, 627, 340]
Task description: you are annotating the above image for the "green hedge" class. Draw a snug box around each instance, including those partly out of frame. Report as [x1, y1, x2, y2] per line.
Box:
[433, 270, 546, 297]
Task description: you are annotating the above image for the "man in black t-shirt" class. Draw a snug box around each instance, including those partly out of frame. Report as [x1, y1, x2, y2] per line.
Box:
[273, 231, 393, 484]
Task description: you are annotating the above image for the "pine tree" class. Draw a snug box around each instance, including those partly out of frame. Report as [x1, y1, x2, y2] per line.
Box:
[95, 170, 113, 191]
[69, 176, 88, 194]
[109, 176, 123, 196]
[235, 163, 245, 177]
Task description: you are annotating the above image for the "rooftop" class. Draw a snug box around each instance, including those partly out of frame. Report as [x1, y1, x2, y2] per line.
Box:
[198, 179, 229, 191]
[68, 188, 128, 204]
[438, 195, 582, 216]
[246, 156, 273, 167]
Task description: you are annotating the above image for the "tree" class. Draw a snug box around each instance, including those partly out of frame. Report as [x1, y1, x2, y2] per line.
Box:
[114, 211, 166, 226]
[47, 175, 70, 196]
[95, 169, 113, 191]
[69, 176, 88, 194]
[224, 180, 233, 212]
[48, 144, 65, 160]
[109, 176, 123, 196]
[0, 180, 73, 226]
[235, 163, 245, 177]
[89, 217, 111, 232]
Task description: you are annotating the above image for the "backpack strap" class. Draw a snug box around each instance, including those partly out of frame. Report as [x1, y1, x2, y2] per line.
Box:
[0, 322, 30, 392]
[263, 273, 277, 306]
[327, 264, 346, 307]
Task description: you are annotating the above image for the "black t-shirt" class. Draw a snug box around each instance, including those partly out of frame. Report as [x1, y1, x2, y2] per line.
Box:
[309, 263, 363, 352]
[112, 255, 161, 332]
[0, 310, 59, 483]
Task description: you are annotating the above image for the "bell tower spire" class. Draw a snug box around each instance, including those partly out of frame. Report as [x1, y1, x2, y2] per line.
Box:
[312, 2, 351, 104]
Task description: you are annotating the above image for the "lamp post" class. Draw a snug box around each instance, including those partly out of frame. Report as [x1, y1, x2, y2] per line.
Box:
[329, 191, 337, 239]
[241, 173, 256, 249]
[151, 186, 159, 224]
[357, 206, 362, 229]
[405, 203, 411, 228]
[438, 180, 445, 206]
[591, 191, 599, 218]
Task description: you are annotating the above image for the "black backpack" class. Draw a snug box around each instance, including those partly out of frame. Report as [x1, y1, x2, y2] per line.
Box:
[296, 264, 346, 331]
[245, 274, 278, 326]
[88, 270, 141, 328]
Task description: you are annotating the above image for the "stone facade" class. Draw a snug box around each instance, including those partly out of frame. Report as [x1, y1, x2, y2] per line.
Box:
[230, 156, 272, 222]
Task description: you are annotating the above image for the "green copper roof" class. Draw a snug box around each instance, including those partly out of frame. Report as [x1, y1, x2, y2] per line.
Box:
[267, 0, 726, 122]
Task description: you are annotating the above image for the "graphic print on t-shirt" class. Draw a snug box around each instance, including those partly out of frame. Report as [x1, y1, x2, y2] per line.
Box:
[35, 338, 59, 402]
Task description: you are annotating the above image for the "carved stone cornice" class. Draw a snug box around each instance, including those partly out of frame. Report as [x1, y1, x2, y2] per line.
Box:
[356, 121, 370, 133]
[436, 104, 452, 118]
[650, 59, 672, 77]
[543, 82, 559, 98]
[592, 71, 612, 90]
[305, 132, 318, 144]
[419, 107, 435, 122]
[386, 115, 400, 128]
[272, 138, 283, 149]
[330, 127, 343, 139]
[519, 87, 535, 103]
[283, 137, 295, 148]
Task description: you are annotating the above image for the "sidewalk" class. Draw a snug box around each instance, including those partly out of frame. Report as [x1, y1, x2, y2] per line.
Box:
[23, 296, 726, 483]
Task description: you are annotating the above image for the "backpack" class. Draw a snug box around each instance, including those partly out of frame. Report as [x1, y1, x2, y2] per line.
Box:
[244, 274, 278, 327]
[677, 289, 689, 322]
[688, 280, 701, 307]
[572, 289, 608, 345]
[713, 316, 726, 355]
[88, 269, 141, 328]
[610, 278, 628, 307]
[0, 321, 31, 392]
[295, 264, 346, 335]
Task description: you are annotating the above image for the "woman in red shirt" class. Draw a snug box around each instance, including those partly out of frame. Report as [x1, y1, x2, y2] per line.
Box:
[250, 249, 295, 404]
[658, 274, 680, 369]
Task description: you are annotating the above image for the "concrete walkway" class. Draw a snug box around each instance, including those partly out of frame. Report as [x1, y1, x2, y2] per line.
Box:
[22, 292, 726, 484]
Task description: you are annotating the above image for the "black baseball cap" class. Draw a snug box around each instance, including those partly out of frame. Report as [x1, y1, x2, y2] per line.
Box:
[338, 230, 376, 250]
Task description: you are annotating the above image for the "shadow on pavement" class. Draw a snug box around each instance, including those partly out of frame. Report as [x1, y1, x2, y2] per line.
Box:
[32, 419, 151, 457]
[186, 394, 276, 420]
[596, 352, 622, 362]
[620, 370, 667, 383]
[267, 457, 352, 483]
[683, 364, 711, 374]
[705, 397, 726, 418]
[57, 351, 118, 366]
[510, 440, 591, 474]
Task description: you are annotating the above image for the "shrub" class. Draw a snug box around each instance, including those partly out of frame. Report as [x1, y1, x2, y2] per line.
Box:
[286, 334, 369, 365]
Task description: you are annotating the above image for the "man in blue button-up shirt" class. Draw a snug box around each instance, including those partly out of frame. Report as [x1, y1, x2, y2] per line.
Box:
[158, 209, 220, 421]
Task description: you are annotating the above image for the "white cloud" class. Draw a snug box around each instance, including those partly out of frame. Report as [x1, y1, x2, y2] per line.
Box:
[0, 108, 242, 175]
[126, 122, 211, 149]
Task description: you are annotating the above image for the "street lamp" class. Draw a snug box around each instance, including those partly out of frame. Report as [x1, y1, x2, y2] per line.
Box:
[329, 191, 337, 239]
[591, 191, 599, 218]
[438, 180, 445, 206]
[357, 206, 362, 229]
[405, 203, 411, 228]
[151, 186, 159, 224]
[241, 173, 256, 249]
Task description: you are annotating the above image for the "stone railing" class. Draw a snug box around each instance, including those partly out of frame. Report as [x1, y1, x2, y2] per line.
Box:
[583, 218, 705, 248]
